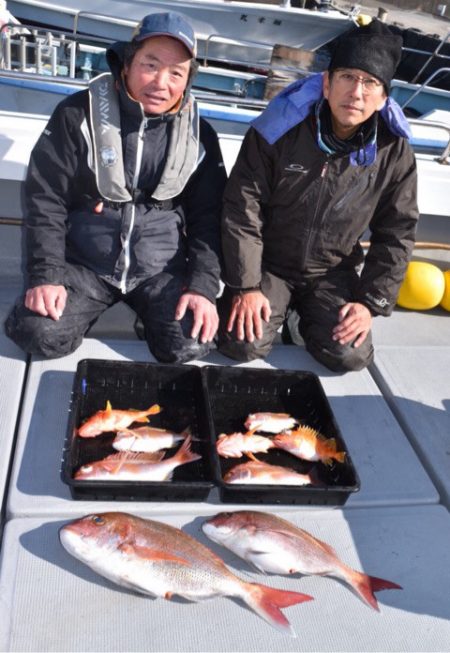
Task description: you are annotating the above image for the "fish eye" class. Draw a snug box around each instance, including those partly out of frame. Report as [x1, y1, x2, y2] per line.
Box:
[91, 515, 105, 525]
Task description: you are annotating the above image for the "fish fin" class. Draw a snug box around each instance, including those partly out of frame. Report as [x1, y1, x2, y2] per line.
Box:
[334, 451, 346, 463]
[119, 543, 190, 566]
[174, 435, 201, 465]
[181, 426, 192, 438]
[148, 404, 162, 415]
[346, 570, 402, 611]
[246, 452, 260, 462]
[245, 550, 272, 574]
[105, 400, 113, 412]
[244, 583, 313, 636]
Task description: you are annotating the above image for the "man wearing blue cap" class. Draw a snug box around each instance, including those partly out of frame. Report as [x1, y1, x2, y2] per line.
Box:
[5, 12, 227, 362]
[219, 19, 419, 372]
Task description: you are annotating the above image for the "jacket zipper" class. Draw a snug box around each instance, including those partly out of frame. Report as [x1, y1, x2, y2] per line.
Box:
[119, 119, 146, 293]
[300, 159, 329, 270]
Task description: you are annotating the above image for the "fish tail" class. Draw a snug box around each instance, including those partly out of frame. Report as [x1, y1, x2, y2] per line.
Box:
[347, 569, 402, 611]
[244, 582, 313, 636]
[175, 435, 201, 465]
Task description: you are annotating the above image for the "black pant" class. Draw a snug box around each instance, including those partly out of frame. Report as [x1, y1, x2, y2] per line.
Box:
[4, 262, 213, 363]
[218, 269, 374, 373]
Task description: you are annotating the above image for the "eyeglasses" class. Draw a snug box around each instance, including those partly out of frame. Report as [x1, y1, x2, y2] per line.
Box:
[334, 71, 383, 94]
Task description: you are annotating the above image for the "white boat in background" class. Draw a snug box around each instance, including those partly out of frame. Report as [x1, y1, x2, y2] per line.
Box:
[6, 0, 359, 66]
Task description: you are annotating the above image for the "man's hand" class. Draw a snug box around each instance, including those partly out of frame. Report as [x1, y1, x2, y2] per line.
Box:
[332, 302, 372, 348]
[227, 290, 271, 342]
[175, 292, 219, 343]
[25, 284, 67, 321]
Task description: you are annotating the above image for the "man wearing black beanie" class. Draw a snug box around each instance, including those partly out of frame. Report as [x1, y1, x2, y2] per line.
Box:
[219, 19, 418, 373]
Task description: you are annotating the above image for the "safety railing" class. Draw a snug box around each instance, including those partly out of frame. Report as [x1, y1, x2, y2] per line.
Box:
[408, 116, 450, 164]
[399, 67, 450, 112]
[0, 22, 111, 79]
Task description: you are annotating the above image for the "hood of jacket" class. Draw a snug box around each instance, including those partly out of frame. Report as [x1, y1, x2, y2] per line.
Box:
[251, 72, 412, 167]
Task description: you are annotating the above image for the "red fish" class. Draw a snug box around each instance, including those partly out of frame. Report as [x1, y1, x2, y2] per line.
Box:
[244, 412, 297, 434]
[216, 429, 275, 458]
[59, 512, 313, 636]
[223, 459, 315, 486]
[74, 434, 200, 481]
[273, 426, 346, 465]
[77, 401, 161, 437]
[203, 510, 402, 611]
[112, 426, 189, 453]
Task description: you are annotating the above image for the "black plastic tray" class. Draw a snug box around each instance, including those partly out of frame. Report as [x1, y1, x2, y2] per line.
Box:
[201, 366, 360, 505]
[61, 359, 214, 501]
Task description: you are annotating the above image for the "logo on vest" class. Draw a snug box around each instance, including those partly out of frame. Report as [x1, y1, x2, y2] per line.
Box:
[98, 81, 110, 135]
[100, 146, 118, 167]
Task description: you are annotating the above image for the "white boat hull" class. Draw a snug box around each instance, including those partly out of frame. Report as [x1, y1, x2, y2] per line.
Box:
[8, 0, 354, 65]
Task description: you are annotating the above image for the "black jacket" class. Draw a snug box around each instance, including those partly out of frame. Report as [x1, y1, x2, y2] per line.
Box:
[25, 52, 227, 302]
[222, 116, 418, 316]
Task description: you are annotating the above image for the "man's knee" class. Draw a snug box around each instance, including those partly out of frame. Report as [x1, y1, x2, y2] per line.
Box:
[4, 305, 82, 359]
[218, 334, 272, 362]
[306, 338, 374, 373]
[152, 338, 214, 364]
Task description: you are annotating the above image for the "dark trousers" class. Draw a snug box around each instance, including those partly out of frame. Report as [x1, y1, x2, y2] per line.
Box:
[4, 263, 213, 363]
[218, 269, 374, 373]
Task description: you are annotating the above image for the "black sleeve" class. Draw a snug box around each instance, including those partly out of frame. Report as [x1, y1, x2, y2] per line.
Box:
[356, 138, 419, 316]
[182, 117, 227, 303]
[24, 95, 85, 288]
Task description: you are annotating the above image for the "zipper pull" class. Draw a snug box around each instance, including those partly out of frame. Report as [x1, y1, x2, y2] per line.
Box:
[321, 161, 329, 178]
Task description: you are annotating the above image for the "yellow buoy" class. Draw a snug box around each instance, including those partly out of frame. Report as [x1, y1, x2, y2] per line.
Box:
[397, 261, 445, 310]
[439, 269, 450, 312]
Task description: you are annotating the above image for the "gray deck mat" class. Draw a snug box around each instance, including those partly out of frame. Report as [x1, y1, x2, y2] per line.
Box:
[0, 304, 27, 518]
[371, 345, 450, 508]
[5, 339, 438, 519]
[1, 505, 449, 652]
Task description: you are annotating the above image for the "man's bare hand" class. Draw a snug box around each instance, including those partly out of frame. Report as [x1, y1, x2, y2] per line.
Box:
[25, 285, 67, 321]
[175, 292, 219, 343]
[227, 290, 271, 342]
[332, 302, 372, 348]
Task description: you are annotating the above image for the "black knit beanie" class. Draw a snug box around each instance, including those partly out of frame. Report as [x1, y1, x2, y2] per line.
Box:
[328, 19, 403, 89]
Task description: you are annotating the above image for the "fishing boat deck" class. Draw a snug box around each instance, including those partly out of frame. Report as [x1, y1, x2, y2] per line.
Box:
[0, 228, 449, 649]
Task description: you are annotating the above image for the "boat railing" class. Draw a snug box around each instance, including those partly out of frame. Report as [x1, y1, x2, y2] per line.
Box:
[407, 31, 450, 85]
[399, 67, 450, 111]
[408, 117, 450, 164]
[0, 22, 111, 78]
[72, 11, 136, 38]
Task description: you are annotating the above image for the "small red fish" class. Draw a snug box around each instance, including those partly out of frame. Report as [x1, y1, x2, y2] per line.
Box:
[74, 434, 200, 481]
[244, 412, 297, 434]
[112, 426, 189, 453]
[216, 429, 275, 458]
[273, 426, 346, 466]
[77, 401, 161, 438]
[223, 459, 315, 486]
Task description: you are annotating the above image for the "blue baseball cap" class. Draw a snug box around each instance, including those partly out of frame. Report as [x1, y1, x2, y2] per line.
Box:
[133, 11, 197, 58]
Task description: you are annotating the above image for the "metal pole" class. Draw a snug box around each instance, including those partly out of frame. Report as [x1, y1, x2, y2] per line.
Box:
[69, 39, 76, 78]
[411, 32, 450, 84]
[19, 34, 26, 71]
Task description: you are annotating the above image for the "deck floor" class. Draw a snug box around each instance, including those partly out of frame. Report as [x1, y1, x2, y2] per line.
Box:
[0, 249, 449, 652]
